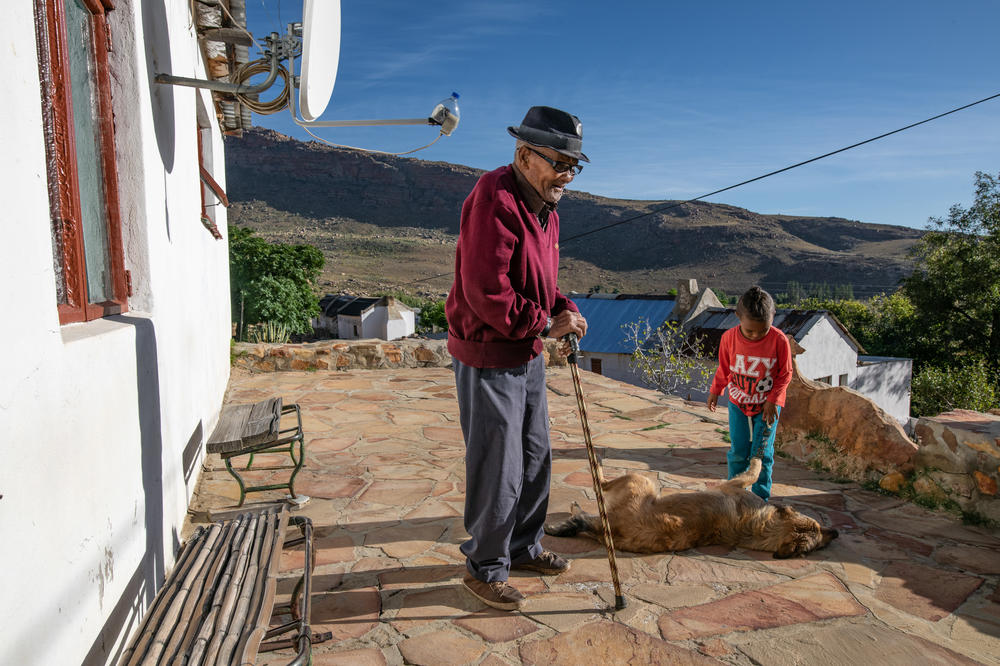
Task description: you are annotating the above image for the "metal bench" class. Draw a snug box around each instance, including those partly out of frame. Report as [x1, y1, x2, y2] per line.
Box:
[119, 506, 328, 665]
[207, 398, 307, 507]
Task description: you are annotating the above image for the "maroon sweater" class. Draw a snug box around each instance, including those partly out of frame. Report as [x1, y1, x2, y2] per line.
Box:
[446, 165, 577, 368]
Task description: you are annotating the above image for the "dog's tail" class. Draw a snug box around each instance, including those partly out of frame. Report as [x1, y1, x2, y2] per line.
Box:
[725, 457, 762, 490]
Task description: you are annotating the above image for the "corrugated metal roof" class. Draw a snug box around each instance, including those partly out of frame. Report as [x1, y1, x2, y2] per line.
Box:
[685, 307, 866, 354]
[571, 294, 676, 354]
[319, 295, 382, 317]
[338, 297, 381, 317]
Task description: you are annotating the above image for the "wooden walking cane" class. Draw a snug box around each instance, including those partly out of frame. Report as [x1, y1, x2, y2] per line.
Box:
[564, 333, 627, 610]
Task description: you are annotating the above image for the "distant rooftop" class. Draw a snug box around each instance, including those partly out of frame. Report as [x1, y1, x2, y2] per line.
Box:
[686, 307, 867, 354]
[570, 293, 676, 354]
[319, 294, 383, 317]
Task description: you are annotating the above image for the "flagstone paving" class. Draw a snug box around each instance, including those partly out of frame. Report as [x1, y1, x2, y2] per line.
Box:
[186, 367, 1000, 665]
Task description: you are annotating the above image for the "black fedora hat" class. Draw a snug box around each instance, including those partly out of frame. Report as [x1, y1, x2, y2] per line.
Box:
[507, 106, 589, 162]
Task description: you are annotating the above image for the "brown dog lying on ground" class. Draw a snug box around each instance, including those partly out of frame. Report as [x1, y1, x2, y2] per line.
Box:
[545, 458, 838, 558]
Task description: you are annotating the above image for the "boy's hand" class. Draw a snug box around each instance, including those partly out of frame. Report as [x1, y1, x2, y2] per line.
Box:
[762, 401, 778, 425]
[707, 393, 719, 412]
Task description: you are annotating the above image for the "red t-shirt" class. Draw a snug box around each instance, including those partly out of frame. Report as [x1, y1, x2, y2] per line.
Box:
[446, 165, 577, 368]
[709, 326, 792, 416]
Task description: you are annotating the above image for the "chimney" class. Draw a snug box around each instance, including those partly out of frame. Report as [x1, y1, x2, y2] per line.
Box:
[673, 279, 700, 321]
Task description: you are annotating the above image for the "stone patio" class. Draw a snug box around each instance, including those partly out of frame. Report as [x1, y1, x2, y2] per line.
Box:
[186, 367, 1000, 665]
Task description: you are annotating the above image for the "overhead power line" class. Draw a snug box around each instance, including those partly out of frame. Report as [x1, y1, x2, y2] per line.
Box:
[391, 91, 1000, 289]
[561, 91, 1000, 244]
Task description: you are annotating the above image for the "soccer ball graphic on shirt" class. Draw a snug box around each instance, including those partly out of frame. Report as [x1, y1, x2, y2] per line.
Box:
[756, 375, 773, 394]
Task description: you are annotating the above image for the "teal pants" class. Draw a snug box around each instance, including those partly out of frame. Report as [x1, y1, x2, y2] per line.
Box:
[727, 401, 780, 501]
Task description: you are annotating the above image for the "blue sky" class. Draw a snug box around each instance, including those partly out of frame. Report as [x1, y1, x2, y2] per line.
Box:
[244, 1, 999, 230]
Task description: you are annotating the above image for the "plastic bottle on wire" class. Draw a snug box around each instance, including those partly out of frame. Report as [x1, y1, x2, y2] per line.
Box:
[430, 92, 460, 135]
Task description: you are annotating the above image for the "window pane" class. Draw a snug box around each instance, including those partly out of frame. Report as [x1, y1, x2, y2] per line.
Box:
[65, 0, 112, 303]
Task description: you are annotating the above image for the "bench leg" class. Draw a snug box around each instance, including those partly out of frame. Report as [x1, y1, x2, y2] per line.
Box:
[224, 456, 249, 506]
[287, 436, 305, 498]
[223, 404, 307, 506]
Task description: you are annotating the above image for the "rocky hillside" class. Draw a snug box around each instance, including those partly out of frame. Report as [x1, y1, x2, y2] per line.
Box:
[225, 128, 923, 299]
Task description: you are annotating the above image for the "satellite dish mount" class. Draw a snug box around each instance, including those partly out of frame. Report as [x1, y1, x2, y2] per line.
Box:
[153, 0, 460, 143]
[290, 0, 460, 136]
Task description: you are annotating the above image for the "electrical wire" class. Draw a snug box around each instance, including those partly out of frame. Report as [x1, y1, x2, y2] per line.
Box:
[233, 58, 292, 114]
[560, 91, 1000, 245]
[214, 0, 267, 55]
[388, 91, 1000, 291]
[298, 124, 446, 155]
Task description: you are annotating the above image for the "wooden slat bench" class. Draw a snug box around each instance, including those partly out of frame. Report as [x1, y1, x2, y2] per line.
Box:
[207, 398, 307, 506]
[120, 506, 328, 665]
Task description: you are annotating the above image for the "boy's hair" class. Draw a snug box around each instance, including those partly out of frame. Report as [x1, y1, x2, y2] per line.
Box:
[736, 286, 776, 322]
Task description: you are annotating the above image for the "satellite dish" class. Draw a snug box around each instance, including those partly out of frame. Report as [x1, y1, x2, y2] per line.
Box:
[299, 0, 341, 122]
[291, 0, 459, 151]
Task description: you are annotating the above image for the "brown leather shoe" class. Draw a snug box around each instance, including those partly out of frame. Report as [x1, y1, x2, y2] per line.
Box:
[462, 574, 525, 611]
[513, 550, 570, 575]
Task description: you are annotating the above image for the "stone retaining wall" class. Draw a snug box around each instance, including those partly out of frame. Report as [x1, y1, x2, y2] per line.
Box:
[234, 337, 998, 524]
[776, 355, 998, 524]
[232, 338, 570, 373]
[913, 410, 1000, 523]
[776, 360, 919, 478]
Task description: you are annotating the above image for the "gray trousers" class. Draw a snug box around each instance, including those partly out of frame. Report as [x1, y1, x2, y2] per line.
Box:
[453, 354, 551, 582]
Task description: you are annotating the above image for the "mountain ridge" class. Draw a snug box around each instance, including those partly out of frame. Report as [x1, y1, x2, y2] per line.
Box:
[224, 127, 923, 299]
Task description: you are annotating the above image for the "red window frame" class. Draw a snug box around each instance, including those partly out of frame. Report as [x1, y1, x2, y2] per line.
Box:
[197, 124, 226, 240]
[35, 0, 128, 324]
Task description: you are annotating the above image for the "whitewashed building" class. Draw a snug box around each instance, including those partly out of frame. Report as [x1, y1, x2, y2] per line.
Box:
[316, 294, 416, 340]
[573, 280, 912, 424]
[569, 280, 723, 386]
[686, 307, 913, 423]
[2, 3, 241, 664]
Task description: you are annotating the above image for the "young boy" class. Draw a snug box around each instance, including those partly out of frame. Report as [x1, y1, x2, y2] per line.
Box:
[706, 286, 792, 501]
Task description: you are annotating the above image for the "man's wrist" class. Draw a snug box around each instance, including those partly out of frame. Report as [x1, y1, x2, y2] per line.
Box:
[540, 316, 553, 337]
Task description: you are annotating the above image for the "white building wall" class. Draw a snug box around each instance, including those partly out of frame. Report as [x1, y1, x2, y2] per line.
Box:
[853, 357, 913, 424]
[578, 352, 642, 386]
[1, 4, 230, 665]
[579, 352, 717, 403]
[385, 310, 416, 340]
[368, 306, 389, 338]
[795, 319, 857, 385]
[361, 309, 382, 339]
[339, 315, 362, 339]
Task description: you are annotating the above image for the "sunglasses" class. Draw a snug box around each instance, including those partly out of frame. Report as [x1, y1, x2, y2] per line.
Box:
[524, 146, 583, 175]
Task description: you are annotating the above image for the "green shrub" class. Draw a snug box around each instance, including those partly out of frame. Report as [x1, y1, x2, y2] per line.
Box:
[910, 359, 998, 416]
[230, 226, 323, 337]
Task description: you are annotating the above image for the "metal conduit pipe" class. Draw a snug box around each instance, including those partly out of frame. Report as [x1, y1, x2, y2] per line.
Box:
[154, 33, 281, 96]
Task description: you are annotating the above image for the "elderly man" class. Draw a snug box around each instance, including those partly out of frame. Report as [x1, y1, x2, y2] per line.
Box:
[446, 106, 589, 610]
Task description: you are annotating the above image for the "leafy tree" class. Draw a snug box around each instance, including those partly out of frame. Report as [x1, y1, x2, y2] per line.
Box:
[786, 280, 805, 304]
[795, 292, 925, 360]
[229, 226, 323, 336]
[833, 283, 855, 300]
[903, 171, 1000, 381]
[625, 318, 716, 396]
[711, 288, 730, 305]
[418, 299, 448, 332]
[910, 359, 997, 416]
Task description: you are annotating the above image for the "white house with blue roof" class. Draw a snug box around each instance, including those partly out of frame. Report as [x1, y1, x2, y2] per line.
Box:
[569, 279, 724, 386]
[685, 306, 912, 423]
[571, 293, 678, 382]
[570, 281, 912, 424]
